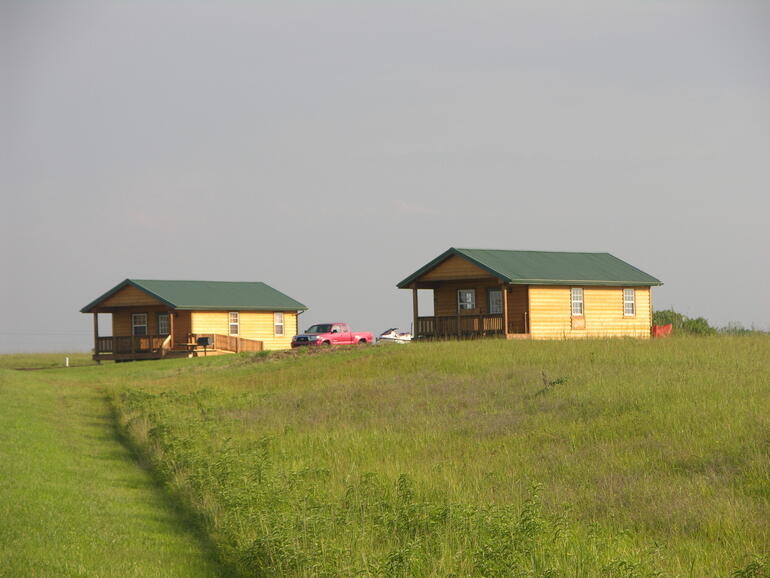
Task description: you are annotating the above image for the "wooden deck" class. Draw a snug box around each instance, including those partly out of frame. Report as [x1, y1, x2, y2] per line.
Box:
[415, 314, 529, 339]
[93, 333, 263, 362]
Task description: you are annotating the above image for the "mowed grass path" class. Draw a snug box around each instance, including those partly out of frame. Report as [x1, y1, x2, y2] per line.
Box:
[0, 366, 225, 577]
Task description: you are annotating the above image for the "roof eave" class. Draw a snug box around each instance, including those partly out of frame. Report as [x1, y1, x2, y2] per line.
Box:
[396, 248, 510, 288]
[126, 280, 179, 309]
[172, 305, 308, 311]
[80, 279, 180, 312]
[505, 279, 662, 287]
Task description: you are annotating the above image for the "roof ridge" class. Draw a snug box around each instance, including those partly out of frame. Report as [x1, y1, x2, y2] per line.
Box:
[130, 279, 267, 283]
[456, 248, 612, 255]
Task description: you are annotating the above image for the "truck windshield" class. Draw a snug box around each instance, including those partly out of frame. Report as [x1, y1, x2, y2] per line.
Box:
[306, 324, 333, 334]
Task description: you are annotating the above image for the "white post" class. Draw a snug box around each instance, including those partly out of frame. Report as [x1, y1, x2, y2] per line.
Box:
[65, 357, 69, 368]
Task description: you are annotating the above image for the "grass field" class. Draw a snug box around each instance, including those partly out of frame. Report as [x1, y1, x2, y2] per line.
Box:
[0, 363, 225, 577]
[0, 351, 95, 370]
[1, 337, 768, 576]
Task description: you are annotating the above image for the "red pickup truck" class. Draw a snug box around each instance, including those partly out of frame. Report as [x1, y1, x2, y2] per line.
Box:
[291, 323, 373, 347]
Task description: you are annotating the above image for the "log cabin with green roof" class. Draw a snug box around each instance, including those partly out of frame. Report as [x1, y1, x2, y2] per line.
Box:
[81, 279, 307, 361]
[397, 248, 662, 340]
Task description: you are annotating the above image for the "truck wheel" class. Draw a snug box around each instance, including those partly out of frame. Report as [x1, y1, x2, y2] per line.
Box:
[322, 341, 331, 346]
[358, 339, 368, 344]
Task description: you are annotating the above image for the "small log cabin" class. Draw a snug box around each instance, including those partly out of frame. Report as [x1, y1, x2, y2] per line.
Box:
[81, 279, 307, 361]
[397, 248, 662, 340]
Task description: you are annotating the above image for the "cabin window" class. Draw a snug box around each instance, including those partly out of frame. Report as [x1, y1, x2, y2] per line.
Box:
[571, 288, 584, 316]
[157, 313, 170, 335]
[623, 288, 636, 316]
[228, 312, 239, 335]
[131, 313, 148, 336]
[274, 312, 284, 336]
[458, 289, 476, 311]
[488, 289, 503, 315]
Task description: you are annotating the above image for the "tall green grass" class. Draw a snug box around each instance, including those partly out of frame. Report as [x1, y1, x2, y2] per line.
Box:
[109, 336, 769, 576]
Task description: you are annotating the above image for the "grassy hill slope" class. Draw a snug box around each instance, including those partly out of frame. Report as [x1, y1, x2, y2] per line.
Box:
[106, 336, 769, 576]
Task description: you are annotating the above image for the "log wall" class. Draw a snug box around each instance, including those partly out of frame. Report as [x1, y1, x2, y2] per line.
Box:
[528, 286, 652, 339]
[433, 279, 501, 317]
[101, 285, 163, 308]
[191, 310, 298, 350]
[420, 255, 491, 281]
[112, 307, 170, 336]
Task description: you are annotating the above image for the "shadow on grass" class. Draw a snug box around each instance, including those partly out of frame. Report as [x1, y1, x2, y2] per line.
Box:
[99, 394, 237, 578]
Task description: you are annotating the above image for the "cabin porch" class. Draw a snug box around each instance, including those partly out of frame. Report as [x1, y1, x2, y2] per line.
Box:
[414, 314, 531, 339]
[90, 308, 264, 362]
[409, 280, 531, 340]
[92, 332, 264, 362]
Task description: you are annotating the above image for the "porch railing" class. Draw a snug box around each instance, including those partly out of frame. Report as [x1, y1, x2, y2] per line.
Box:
[95, 333, 263, 358]
[95, 334, 172, 355]
[190, 334, 264, 353]
[416, 314, 506, 338]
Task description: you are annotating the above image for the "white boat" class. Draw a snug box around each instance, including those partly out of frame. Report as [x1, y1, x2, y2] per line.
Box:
[378, 328, 413, 344]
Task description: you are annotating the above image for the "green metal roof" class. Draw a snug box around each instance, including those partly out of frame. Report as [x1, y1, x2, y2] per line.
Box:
[397, 248, 662, 288]
[81, 279, 308, 313]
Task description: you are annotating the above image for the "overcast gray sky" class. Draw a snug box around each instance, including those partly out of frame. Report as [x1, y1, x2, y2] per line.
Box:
[2, 0, 769, 352]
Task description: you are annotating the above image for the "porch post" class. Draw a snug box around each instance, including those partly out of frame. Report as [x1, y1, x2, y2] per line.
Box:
[169, 310, 175, 351]
[525, 285, 531, 334]
[412, 286, 419, 337]
[93, 313, 99, 359]
[502, 283, 510, 338]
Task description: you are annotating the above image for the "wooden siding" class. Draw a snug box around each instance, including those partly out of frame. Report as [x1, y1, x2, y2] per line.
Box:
[240, 311, 297, 351]
[175, 311, 192, 346]
[191, 310, 297, 350]
[190, 310, 229, 336]
[419, 255, 492, 282]
[508, 285, 528, 334]
[528, 286, 652, 340]
[101, 285, 164, 308]
[433, 279, 500, 316]
[430, 282, 528, 334]
[112, 307, 170, 337]
[112, 309, 297, 350]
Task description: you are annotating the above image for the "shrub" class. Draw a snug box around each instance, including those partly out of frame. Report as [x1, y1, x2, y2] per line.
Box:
[653, 309, 716, 335]
[682, 316, 717, 336]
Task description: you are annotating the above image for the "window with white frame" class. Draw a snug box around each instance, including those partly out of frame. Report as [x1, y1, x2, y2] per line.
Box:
[274, 312, 284, 336]
[228, 312, 239, 335]
[571, 288, 584, 316]
[157, 313, 170, 335]
[457, 289, 476, 311]
[623, 288, 636, 316]
[131, 313, 148, 336]
[488, 289, 503, 315]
